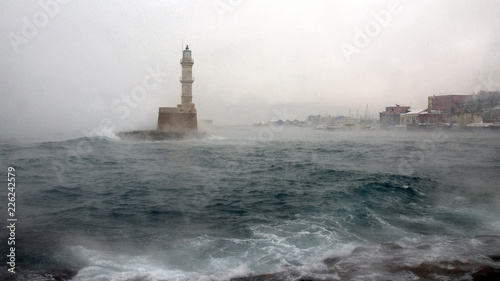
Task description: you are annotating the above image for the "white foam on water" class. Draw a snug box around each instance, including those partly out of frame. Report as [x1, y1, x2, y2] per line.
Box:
[102, 128, 121, 140]
[64, 208, 500, 281]
[58, 230, 500, 281]
[66, 217, 355, 280]
[204, 135, 226, 141]
[68, 245, 256, 281]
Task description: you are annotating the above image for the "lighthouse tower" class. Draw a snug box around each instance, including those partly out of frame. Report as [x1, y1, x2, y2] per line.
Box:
[157, 45, 198, 132]
[181, 45, 195, 109]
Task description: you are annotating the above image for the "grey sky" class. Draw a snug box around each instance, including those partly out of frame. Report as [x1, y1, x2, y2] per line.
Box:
[1, 0, 499, 136]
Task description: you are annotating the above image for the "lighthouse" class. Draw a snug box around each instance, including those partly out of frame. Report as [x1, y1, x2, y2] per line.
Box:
[157, 45, 198, 132]
[180, 45, 195, 108]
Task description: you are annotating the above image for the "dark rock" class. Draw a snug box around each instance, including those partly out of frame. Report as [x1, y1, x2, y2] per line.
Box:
[230, 272, 340, 281]
[0, 267, 79, 281]
[488, 255, 500, 262]
[471, 266, 500, 281]
[297, 277, 339, 281]
[475, 235, 500, 245]
[440, 260, 469, 268]
[416, 244, 432, 250]
[396, 261, 472, 279]
[351, 246, 368, 254]
[380, 243, 403, 250]
[0, 272, 17, 280]
[51, 268, 79, 281]
[323, 257, 341, 268]
[230, 272, 287, 281]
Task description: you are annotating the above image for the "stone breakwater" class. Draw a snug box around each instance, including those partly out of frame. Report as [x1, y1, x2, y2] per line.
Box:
[117, 130, 206, 141]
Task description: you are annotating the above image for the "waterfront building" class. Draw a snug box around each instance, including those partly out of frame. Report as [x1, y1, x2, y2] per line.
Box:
[379, 104, 410, 125]
[400, 109, 427, 125]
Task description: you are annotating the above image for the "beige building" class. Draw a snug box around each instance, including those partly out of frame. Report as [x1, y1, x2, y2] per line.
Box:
[447, 113, 483, 125]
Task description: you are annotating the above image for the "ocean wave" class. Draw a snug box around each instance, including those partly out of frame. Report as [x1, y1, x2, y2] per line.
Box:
[25, 234, 498, 281]
[4, 128, 500, 280]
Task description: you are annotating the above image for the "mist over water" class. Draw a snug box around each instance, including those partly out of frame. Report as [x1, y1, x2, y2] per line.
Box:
[1, 127, 499, 280]
[2, 1, 500, 135]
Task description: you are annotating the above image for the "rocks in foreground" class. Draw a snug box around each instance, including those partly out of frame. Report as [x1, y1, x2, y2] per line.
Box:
[231, 259, 500, 281]
[230, 243, 500, 281]
[231, 271, 338, 281]
[471, 266, 500, 281]
[0, 267, 80, 281]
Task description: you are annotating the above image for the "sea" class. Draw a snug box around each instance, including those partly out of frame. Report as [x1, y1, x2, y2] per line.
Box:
[1, 126, 499, 281]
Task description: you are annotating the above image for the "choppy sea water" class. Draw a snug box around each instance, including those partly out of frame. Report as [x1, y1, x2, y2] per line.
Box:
[1, 126, 500, 280]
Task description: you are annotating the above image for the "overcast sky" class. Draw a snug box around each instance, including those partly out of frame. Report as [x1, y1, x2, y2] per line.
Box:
[1, 0, 500, 136]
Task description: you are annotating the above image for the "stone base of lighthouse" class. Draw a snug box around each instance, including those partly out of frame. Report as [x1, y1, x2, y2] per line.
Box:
[157, 105, 198, 133]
